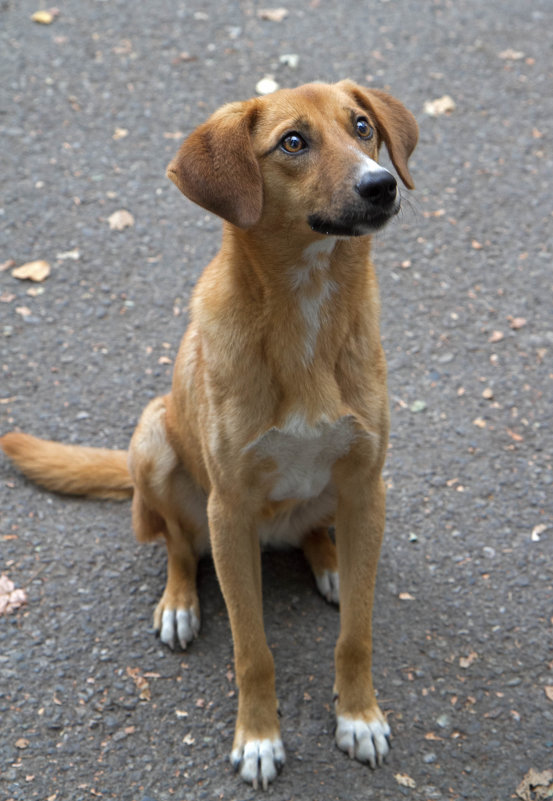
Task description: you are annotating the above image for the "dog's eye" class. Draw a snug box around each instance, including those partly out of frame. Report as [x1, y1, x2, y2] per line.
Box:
[355, 118, 374, 140]
[280, 132, 307, 153]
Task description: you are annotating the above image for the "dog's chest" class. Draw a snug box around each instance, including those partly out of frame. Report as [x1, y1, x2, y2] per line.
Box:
[248, 414, 356, 502]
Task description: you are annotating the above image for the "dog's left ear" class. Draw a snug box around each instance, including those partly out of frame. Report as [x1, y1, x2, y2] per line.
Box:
[167, 101, 263, 229]
[339, 81, 419, 190]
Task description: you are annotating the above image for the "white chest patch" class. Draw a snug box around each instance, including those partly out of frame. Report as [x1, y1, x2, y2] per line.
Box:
[247, 413, 356, 502]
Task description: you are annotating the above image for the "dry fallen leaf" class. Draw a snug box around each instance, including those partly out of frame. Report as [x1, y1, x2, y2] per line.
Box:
[56, 249, 80, 261]
[0, 574, 27, 615]
[509, 316, 527, 330]
[113, 38, 133, 56]
[15, 738, 30, 749]
[499, 48, 525, 60]
[31, 10, 55, 24]
[544, 687, 553, 702]
[108, 210, 135, 231]
[126, 666, 151, 700]
[258, 8, 289, 22]
[422, 208, 446, 218]
[516, 768, 553, 801]
[174, 51, 197, 63]
[395, 773, 416, 789]
[424, 94, 456, 116]
[532, 524, 547, 542]
[16, 306, 32, 318]
[459, 650, 478, 669]
[12, 260, 51, 282]
[399, 592, 415, 601]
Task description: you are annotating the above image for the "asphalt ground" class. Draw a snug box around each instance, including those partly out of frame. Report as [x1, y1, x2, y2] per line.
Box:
[1, 1, 552, 800]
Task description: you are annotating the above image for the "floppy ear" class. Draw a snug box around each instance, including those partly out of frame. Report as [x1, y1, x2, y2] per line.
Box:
[167, 101, 263, 228]
[339, 81, 419, 189]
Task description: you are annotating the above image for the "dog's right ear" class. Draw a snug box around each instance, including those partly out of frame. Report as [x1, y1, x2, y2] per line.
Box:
[338, 80, 418, 190]
[167, 102, 263, 229]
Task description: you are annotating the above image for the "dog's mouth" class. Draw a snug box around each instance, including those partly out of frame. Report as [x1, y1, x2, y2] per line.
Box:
[308, 203, 400, 238]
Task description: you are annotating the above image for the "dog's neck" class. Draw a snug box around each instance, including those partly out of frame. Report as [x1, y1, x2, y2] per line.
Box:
[215, 225, 380, 389]
[224, 224, 374, 299]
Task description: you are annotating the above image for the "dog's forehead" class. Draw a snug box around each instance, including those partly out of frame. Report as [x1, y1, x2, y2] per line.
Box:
[255, 83, 355, 129]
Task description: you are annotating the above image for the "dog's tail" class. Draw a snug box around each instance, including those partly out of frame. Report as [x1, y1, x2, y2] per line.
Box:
[0, 432, 133, 500]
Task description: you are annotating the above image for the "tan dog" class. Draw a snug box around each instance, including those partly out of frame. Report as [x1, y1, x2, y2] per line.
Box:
[1, 80, 418, 789]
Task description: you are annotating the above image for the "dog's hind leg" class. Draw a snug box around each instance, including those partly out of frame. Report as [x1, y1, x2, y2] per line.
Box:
[129, 397, 207, 649]
[132, 489, 202, 649]
[154, 519, 201, 649]
[302, 528, 340, 605]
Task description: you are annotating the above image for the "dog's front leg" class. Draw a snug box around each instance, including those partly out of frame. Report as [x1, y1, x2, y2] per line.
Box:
[208, 494, 285, 789]
[333, 460, 391, 768]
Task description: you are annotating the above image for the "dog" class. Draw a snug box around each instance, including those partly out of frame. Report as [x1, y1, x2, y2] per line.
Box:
[1, 80, 418, 789]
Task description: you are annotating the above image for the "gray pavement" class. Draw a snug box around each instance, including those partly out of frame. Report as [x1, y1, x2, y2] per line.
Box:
[1, 1, 552, 800]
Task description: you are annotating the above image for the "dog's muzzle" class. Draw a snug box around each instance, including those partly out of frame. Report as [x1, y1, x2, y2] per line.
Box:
[308, 167, 400, 237]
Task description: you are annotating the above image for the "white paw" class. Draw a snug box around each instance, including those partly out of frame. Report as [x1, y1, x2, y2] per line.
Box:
[231, 737, 285, 789]
[316, 569, 340, 605]
[336, 714, 391, 768]
[158, 607, 200, 650]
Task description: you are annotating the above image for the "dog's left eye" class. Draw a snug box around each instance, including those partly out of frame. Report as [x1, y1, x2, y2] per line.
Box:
[280, 132, 307, 153]
[355, 118, 374, 140]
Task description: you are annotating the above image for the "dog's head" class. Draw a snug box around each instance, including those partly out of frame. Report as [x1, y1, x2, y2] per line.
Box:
[167, 81, 418, 237]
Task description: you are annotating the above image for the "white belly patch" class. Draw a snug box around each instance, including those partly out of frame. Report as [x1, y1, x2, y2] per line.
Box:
[246, 414, 357, 502]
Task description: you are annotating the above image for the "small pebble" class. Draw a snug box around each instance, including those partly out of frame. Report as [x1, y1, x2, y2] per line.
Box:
[279, 53, 299, 68]
[256, 77, 279, 95]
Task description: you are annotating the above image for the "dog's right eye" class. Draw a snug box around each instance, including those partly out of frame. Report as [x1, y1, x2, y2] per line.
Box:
[280, 132, 307, 154]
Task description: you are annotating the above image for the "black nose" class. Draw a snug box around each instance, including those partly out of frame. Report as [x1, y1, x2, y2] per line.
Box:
[356, 170, 397, 205]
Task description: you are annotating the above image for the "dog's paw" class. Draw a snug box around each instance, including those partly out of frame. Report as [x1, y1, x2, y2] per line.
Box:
[316, 569, 340, 605]
[335, 713, 391, 768]
[155, 606, 200, 650]
[231, 737, 285, 790]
